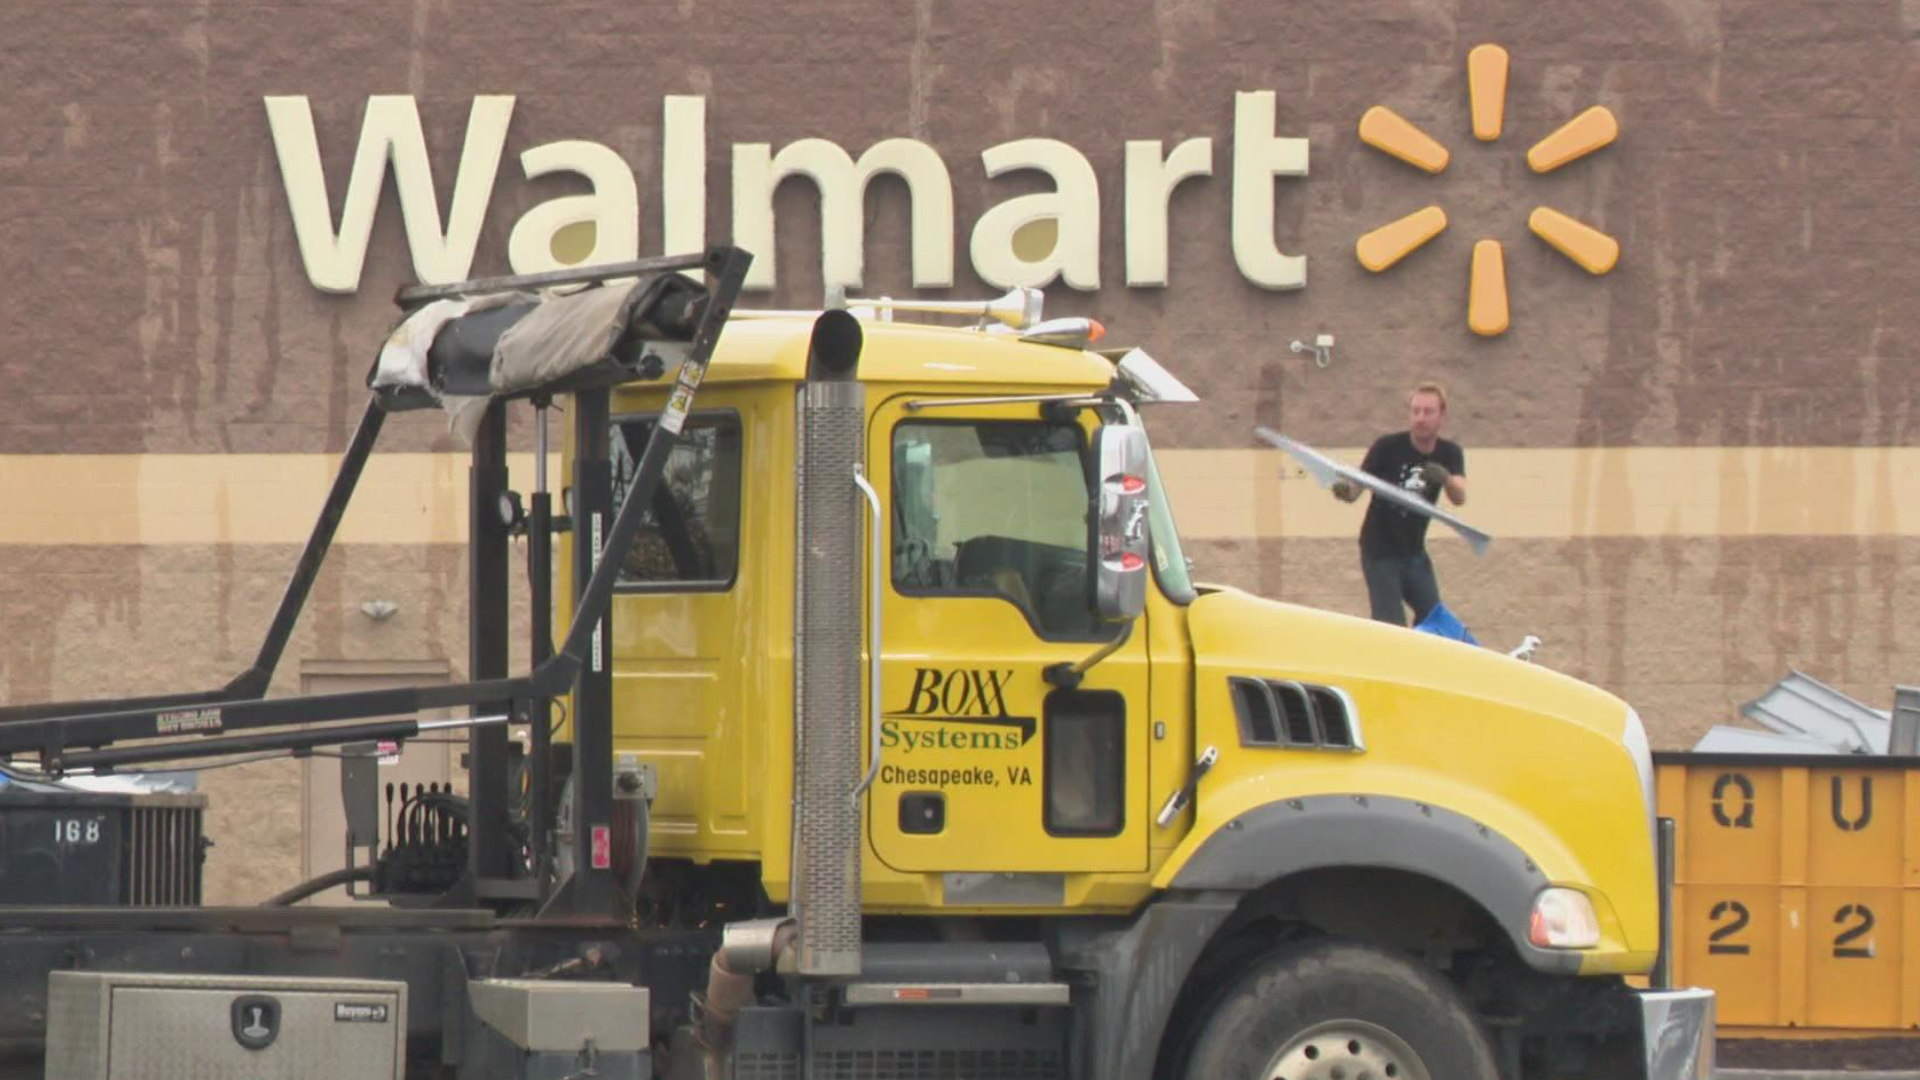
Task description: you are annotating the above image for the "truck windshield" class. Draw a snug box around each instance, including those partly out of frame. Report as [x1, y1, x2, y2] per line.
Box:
[1143, 437, 1197, 604]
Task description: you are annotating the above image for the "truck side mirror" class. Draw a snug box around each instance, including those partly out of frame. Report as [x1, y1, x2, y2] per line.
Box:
[1092, 425, 1151, 622]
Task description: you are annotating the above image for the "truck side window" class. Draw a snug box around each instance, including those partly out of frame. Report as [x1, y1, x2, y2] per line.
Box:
[610, 413, 743, 588]
[892, 420, 1095, 637]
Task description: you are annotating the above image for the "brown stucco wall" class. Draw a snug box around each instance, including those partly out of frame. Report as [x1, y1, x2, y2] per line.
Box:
[0, 545, 491, 901]
[1191, 536, 1920, 751]
[3, 1, 1915, 901]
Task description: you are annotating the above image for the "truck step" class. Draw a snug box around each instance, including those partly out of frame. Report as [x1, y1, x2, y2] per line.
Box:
[842, 981, 1071, 1007]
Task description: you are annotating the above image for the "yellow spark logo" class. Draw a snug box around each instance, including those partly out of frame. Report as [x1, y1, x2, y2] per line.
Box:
[1355, 44, 1620, 337]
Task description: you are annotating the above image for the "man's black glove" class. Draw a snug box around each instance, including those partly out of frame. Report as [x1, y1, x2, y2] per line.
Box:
[1418, 462, 1451, 490]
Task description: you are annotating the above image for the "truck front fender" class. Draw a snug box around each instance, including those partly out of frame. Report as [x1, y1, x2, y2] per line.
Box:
[1167, 793, 1578, 975]
[1060, 796, 1594, 1080]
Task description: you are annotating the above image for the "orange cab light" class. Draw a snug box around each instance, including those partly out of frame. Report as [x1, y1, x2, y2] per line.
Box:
[1087, 319, 1106, 343]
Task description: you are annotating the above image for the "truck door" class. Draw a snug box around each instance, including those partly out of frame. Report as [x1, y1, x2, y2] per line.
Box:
[867, 397, 1150, 875]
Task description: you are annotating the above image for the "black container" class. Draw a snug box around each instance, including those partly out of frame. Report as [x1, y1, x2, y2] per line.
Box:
[0, 790, 206, 905]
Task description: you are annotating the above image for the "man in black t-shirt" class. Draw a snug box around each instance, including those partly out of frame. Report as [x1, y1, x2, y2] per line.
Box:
[1332, 382, 1468, 625]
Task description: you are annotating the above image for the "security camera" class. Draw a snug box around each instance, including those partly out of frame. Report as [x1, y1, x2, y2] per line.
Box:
[1289, 333, 1337, 369]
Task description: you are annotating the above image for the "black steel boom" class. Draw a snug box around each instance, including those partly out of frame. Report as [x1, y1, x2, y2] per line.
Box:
[0, 246, 750, 786]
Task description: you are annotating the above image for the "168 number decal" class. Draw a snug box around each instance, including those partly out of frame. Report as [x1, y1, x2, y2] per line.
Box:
[52, 818, 102, 844]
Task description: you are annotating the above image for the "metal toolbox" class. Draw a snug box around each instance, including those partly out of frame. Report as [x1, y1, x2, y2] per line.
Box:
[45, 971, 405, 1080]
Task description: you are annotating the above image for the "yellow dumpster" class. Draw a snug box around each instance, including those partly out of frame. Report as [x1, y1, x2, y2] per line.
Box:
[1655, 752, 1920, 1036]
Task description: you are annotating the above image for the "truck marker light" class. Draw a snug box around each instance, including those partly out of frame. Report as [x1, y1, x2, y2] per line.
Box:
[1018, 316, 1103, 348]
[1529, 887, 1601, 949]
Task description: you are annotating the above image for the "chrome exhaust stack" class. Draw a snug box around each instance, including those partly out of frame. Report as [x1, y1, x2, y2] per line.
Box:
[789, 311, 867, 977]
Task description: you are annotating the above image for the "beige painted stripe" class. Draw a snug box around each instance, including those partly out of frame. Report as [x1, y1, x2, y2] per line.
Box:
[1161, 446, 1920, 542]
[1, 447, 1916, 546]
[0, 453, 554, 546]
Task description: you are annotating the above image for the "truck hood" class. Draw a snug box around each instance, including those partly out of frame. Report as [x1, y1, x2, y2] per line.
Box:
[1189, 586, 1628, 738]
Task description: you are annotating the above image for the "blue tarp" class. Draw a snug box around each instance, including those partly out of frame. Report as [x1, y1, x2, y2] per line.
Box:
[1414, 602, 1479, 646]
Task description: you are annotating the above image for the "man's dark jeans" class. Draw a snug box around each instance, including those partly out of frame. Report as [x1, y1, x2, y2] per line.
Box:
[1362, 551, 1440, 626]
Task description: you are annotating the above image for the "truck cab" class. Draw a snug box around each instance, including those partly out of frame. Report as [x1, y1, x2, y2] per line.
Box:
[566, 293, 1713, 1080]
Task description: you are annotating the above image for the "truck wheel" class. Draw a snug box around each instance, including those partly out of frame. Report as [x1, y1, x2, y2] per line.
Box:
[1180, 939, 1499, 1080]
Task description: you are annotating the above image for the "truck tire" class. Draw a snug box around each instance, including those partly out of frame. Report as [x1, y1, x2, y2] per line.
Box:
[1180, 939, 1500, 1080]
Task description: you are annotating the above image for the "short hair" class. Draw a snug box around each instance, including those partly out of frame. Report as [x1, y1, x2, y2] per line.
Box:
[1410, 381, 1448, 412]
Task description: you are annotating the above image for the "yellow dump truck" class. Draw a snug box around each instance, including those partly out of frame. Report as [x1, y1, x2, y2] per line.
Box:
[563, 283, 1714, 1080]
[0, 252, 1709, 1080]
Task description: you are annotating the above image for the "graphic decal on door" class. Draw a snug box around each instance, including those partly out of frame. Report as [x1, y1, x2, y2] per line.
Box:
[878, 667, 1038, 788]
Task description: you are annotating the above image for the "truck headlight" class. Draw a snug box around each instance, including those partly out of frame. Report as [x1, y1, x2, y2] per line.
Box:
[1529, 887, 1602, 949]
